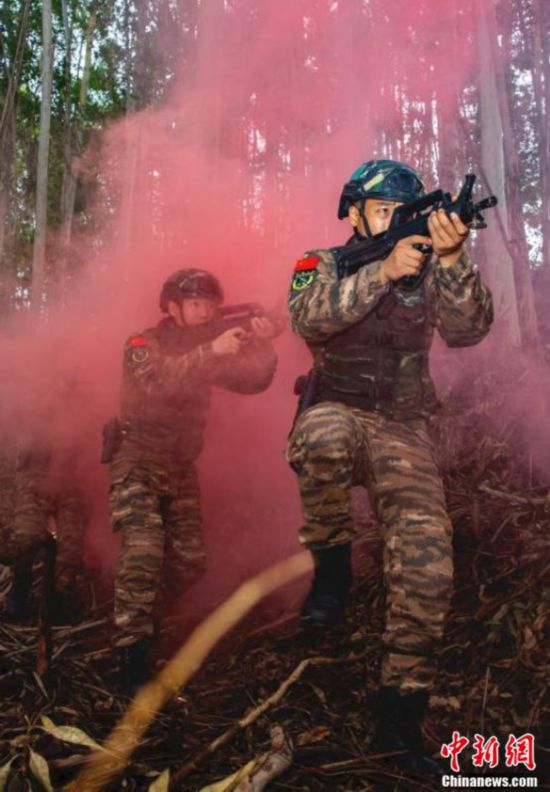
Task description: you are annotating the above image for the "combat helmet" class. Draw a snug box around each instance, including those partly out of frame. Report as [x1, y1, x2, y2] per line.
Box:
[159, 269, 224, 313]
[338, 159, 425, 220]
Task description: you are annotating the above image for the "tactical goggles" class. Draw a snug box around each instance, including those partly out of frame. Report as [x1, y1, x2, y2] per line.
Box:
[361, 168, 424, 198]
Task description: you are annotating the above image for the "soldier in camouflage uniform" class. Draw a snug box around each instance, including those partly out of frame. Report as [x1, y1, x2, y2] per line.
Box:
[0, 391, 88, 622]
[108, 268, 278, 694]
[286, 160, 493, 774]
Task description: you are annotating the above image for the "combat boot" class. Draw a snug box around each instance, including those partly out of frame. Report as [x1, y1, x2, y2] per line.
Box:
[4, 561, 33, 621]
[118, 638, 151, 697]
[371, 686, 445, 777]
[300, 542, 352, 629]
[50, 587, 84, 625]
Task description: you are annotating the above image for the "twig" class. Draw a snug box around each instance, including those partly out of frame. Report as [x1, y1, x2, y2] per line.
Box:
[36, 537, 56, 678]
[480, 666, 490, 733]
[478, 483, 550, 506]
[170, 649, 366, 786]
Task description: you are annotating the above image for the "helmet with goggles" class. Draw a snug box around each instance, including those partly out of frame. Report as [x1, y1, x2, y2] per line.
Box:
[338, 159, 425, 219]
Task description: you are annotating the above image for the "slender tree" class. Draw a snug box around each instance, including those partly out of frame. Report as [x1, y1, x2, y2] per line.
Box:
[60, 6, 97, 251]
[31, 0, 54, 307]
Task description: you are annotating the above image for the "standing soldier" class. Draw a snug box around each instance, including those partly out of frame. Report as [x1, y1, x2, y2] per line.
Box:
[286, 160, 493, 774]
[2, 453, 87, 621]
[107, 268, 278, 695]
[0, 380, 89, 623]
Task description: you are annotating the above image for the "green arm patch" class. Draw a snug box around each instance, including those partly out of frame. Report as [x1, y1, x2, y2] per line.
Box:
[291, 269, 317, 292]
[129, 346, 150, 363]
[125, 335, 151, 365]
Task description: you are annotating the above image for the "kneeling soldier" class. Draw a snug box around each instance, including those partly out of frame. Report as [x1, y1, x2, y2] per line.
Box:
[286, 160, 494, 775]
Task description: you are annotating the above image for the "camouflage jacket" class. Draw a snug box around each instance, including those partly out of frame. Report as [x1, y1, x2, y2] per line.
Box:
[113, 316, 277, 469]
[289, 247, 494, 417]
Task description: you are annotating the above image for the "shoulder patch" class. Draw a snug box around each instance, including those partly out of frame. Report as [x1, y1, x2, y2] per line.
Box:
[294, 255, 320, 272]
[291, 269, 317, 292]
[127, 346, 150, 364]
[125, 334, 150, 365]
[128, 335, 149, 348]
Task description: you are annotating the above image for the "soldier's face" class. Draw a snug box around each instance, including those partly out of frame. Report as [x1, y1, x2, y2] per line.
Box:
[168, 297, 217, 326]
[349, 199, 402, 236]
[181, 297, 218, 326]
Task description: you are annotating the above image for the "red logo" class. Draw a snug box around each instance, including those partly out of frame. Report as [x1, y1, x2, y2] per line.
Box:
[505, 733, 536, 771]
[472, 734, 500, 769]
[441, 732, 537, 773]
[441, 731, 470, 773]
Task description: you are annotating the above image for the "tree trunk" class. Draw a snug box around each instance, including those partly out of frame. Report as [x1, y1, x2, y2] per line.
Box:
[60, 0, 73, 237]
[0, 0, 31, 267]
[0, 0, 31, 149]
[60, 9, 96, 255]
[532, 0, 550, 269]
[476, 2, 530, 347]
[31, 0, 54, 309]
[496, 3, 539, 348]
[117, 0, 141, 269]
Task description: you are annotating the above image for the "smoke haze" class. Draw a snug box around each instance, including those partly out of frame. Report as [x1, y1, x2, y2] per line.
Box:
[3, 0, 543, 624]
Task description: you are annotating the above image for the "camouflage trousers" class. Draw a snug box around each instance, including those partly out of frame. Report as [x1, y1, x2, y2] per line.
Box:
[286, 401, 453, 694]
[0, 470, 87, 591]
[109, 460, 207, 648]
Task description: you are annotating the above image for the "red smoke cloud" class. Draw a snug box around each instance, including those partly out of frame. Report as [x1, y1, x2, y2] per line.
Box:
[2, 0, 532, 625]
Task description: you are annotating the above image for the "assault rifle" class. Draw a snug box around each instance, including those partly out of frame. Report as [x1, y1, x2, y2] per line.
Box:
[100, 303, 281, 464]
[209, 302, 268, 334]
[185, 302, 282, 345]
[334, 173, 497, 288]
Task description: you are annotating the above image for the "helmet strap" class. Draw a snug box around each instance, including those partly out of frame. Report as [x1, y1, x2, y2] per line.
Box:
[358, 199, 372, 239]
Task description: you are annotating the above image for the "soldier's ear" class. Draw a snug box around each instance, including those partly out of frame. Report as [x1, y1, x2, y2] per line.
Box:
[348, 205, 360, 228]
[167, 300, 181, 321]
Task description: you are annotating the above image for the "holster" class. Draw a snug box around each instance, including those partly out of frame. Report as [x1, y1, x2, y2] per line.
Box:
[290, 367, 320, 432]
[101, 418, 124, 464]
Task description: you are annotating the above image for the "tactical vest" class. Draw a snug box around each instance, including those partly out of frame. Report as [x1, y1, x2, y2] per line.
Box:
[317, 287, 438, 417]
[120, 318, 212, 464]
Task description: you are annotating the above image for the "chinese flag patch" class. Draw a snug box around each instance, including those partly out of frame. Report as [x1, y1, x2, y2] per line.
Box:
[294, 255, 320, 272]
[128, 335, 148, 348]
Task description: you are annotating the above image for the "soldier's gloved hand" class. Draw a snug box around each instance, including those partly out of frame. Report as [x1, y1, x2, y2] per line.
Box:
[251, 316, 278, 340]
[380, 235, 432, 285]
[428, 209, 469, 268]
[212, 327, 250, 356]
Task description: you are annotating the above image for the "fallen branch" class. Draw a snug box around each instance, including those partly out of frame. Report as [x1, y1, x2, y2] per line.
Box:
[169, 649, 366, 786]
[478, 483, 550, 506]
[64, 552, 312, 792]
[199, 726, 293, 792]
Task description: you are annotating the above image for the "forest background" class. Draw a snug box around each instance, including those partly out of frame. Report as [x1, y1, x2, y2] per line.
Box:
[1, 0, 549, 347]
[0, 2, 549, 789]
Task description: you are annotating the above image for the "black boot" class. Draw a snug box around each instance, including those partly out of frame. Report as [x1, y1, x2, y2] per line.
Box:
[4, 561, 33, 621]
[371, 686, 445, 777]
[118, 639, 151, 697]
[50, 587, 84, 625]
[300, 543, 352, 629]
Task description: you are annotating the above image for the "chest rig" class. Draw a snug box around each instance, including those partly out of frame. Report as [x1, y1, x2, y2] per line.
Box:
[318, 285, 437, 416]
[120, 318, 212, 462]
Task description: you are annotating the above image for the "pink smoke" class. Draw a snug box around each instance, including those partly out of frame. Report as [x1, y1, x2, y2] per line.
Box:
[3, 0, 541, 627]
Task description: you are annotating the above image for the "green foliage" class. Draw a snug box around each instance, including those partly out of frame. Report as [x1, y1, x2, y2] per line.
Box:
[0, 0, 548, 315]
[0, 0, 181, 296]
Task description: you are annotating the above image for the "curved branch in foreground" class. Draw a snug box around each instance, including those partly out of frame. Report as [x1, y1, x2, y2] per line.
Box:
[64, 552, 312, 792]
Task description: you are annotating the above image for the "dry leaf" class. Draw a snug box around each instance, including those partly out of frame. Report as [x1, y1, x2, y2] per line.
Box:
[29, 749, 53, 792]
[0, 757, 15, 792]
[148, 768, 170, 791]
[199, 757, 259, 792]
[200, 727, 293, 792]
[41, 716, 102, 751]
[296, 726, 331, 746]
